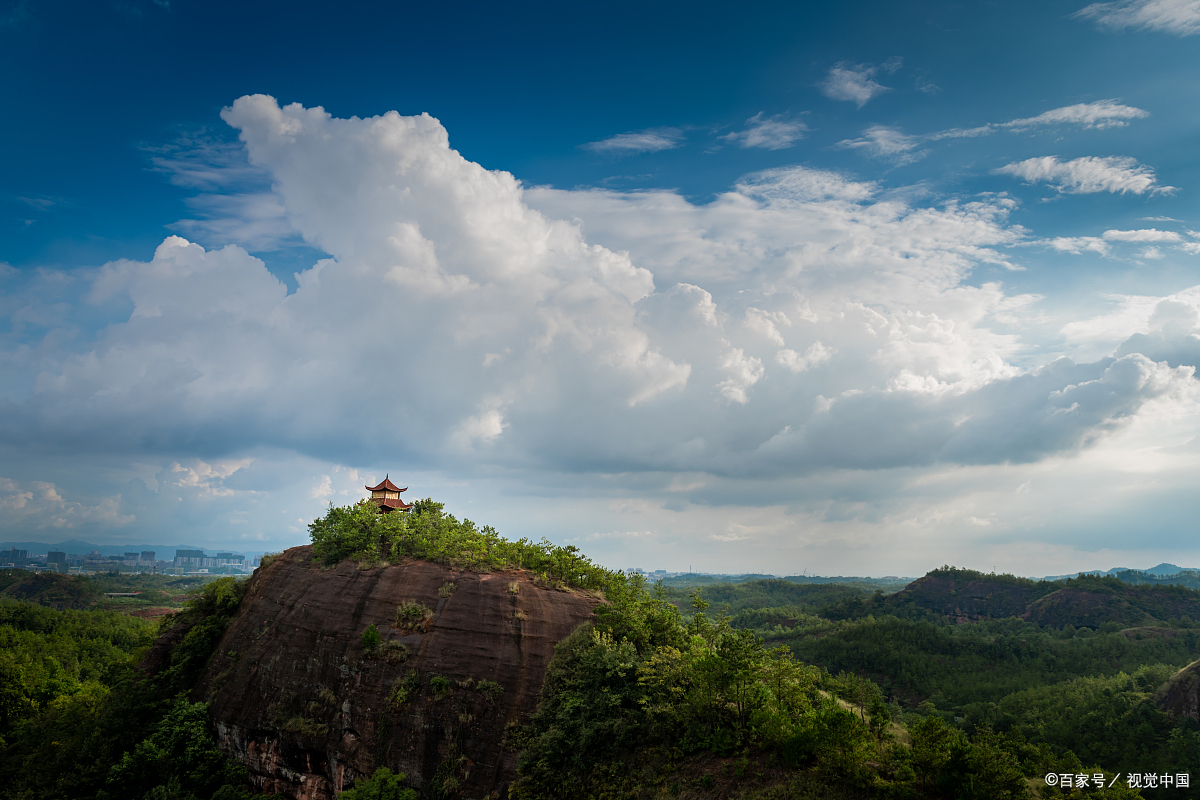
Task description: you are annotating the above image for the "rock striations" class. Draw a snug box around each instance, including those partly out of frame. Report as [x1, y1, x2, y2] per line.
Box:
[192, 545, 599, 799]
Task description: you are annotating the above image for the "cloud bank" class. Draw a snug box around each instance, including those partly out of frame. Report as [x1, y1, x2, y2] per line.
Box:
[4, 95, 1200, 572]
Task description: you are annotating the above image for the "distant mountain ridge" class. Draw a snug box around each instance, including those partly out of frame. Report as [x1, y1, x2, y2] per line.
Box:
[1041, 563, 1195, 581]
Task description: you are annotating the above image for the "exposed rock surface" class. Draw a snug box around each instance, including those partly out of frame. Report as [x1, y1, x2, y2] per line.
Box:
[194, 546, 599, 799]
[1156, 657, 1200, 722]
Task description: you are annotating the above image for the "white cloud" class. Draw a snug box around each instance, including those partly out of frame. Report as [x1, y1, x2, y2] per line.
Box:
[820, 63, 892, 108]
[1047, 236, 1111, 255]
[838, 100, 1149, 163]
[776, 342, 834, 373]
[989, 99, 1149, 132]
[835, 125, 925, 162]
[1074, 0, 1200, 35]
[583, 128, 684, 154]
[995, 156, 1173, 195]
[6, 96, 1200, 570]
[1102, 227, 1183, 241]
[0, 476, 134, 529]
[721, 113, 808, 150]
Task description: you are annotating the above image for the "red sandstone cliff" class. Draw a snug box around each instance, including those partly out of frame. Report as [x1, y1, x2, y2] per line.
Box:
[193, 545, 599, 799]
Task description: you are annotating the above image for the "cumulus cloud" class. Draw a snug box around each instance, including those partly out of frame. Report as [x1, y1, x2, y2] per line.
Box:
[821, 63, 892, 108]
[995, 155, 1173, 195]
[0, 476, 133, 529]
[1074, 0, 1200, 35]
[4, 96, 1199, 558]
[721, 113, 808, 150]
[583, 128, 684, 154]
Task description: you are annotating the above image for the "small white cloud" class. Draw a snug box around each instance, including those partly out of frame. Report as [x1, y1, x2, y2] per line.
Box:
[721, 113, 808, 150]
[835, 125, 925, 162]
[995, 156, 1174, 195]
[1074, 0, 1200, 35]
[995, 99, 1150, 131]
[583, 128, 684, 154]
[309, 475, 333, 499]
[821, 63, 892, 108]
[1140, 245, 1165, 259]
[736, 165, 876, 203]
[717, 345, 764, 404]
[1047, 236, 1112, 255]
[1102, 228, 1184, 242]
[776, 342, 834, 373]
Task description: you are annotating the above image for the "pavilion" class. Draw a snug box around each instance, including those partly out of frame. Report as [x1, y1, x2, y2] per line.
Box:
[365, 475, 412, 513]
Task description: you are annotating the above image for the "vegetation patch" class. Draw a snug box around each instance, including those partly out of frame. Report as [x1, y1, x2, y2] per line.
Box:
[309, 498, 609, 589]
[394, 600, 433, 632]
[388, 670, 422, 710]
[476, 679, 504, 703]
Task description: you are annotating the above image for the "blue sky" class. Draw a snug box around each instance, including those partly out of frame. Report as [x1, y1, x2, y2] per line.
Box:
[2, 0, 1200, 575]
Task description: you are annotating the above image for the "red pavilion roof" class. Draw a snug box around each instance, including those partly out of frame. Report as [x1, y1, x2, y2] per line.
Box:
[365, 474, 406, 493]
[374, 497, 413, 510]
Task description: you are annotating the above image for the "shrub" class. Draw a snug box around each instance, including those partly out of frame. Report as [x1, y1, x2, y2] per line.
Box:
[438, 582, 457, 597]
[362, 624, 381, 654]
[379, 640, 410, 664]
[389, 670, 421, 710]
[394, 601, 433, 632]
[430, 675, 452, 698]
[477, 679, 504, 703]
[339, 767, 417, 800]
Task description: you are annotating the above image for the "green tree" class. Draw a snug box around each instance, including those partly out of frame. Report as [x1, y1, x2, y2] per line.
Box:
[339, 767, 417, 799]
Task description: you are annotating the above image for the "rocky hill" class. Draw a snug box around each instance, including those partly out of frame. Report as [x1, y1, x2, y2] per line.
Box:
[1156, 657, 1200, 722]
[880, 567, 1200, 628]
[192, 545, 598, 800]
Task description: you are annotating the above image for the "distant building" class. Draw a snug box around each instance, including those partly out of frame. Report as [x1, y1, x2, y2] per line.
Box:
[0, 549, 28, 564]
[175, 549, 205, 568]
[141, 550, 156, 562]
[47, 551, 67, 565]
[366, 475, 412, 513]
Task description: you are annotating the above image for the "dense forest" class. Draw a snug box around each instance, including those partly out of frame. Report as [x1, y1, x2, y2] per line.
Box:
[0, 501, 1198, 799]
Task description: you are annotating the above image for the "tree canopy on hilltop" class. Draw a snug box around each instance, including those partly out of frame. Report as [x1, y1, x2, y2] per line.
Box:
[308, 498, 612, 590]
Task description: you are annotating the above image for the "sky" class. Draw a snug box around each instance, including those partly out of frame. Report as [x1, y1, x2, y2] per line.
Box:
[3, 0, 1200, 576]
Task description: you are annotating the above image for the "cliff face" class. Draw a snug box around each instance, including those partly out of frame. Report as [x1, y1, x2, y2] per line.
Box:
[1156, 658, 1200, 722]
[193, 546, 599, 799]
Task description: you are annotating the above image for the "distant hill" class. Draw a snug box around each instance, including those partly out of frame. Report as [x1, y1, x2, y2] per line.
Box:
[0, 571, 102, 610]
[840, 566, 1200, 629]
[1042, 562, 1195, 581]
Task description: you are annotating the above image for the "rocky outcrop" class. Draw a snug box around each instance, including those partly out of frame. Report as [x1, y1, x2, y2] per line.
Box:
[193, 546, 599, 799]
[1156, 658, 1200, 722]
